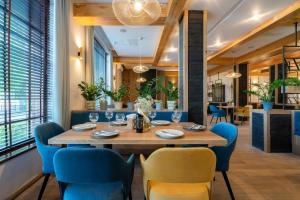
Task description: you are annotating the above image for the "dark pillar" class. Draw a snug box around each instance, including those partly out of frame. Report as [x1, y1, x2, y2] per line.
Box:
[179, 10, 207, 124]
[237, 63, 248, 106]
[270, 65, 276, 103]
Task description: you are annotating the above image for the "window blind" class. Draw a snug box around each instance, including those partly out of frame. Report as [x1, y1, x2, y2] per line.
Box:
[0, 0, 52, 160]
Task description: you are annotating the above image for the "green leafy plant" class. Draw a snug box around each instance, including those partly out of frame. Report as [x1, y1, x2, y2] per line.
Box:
[245, 78, 300, 102]
[136, 77, 160, 98]
[158, 80, 179, 101]
[78, 81, 102, 101]
[104, 85, 128, 102]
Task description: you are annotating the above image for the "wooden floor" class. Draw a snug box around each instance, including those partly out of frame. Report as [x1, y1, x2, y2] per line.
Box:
[16, 124, 300, 200]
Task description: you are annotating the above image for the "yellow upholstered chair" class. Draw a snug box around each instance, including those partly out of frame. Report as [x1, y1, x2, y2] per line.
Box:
[140, 148, 216, 200]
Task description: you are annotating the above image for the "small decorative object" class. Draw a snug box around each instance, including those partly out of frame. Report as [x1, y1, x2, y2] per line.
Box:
[126, 114, 136, 129]
[127, 102, 134, 111]
[154, 100, 162, 110]
[158, 80, 179, 110]
[99, 99, 107, 110]
[78, 81, 102, 110]
[104, 85, 128, 110]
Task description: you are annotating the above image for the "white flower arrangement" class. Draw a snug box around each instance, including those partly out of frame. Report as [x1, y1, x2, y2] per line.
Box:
[135, 95, 154, 113]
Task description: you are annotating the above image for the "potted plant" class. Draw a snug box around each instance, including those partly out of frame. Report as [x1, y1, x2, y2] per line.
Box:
[136, 77, 160, 109]
[158, 80, 179, 110]
[97, 78, 107, 110]
[104, 85, 128, 110]
[282, 77, 300, 94]
[78, 81, 101, 110]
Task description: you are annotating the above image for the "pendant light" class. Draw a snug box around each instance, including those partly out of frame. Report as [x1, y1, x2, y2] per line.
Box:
[112, 0, 161, 26]
[133, 37, 149, 74]
[136, 77, 147, 83]
[226, 54, 242, 78]
[215, 72, 223, 85]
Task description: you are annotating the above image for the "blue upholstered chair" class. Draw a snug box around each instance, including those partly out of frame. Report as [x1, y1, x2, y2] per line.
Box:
[34, 122, 92, 200]
[209, 105, 227, 124]
[210, 122, 238, 200]
[54, 148, 136, 200]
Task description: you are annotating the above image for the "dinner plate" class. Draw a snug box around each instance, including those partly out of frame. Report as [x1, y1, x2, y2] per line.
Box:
[155, 129, 184, 139]
[111, 120, 127, 126]
[151, 120, 171, 126]
[72, 123, 96, 131]
[91, 130, 119, 139]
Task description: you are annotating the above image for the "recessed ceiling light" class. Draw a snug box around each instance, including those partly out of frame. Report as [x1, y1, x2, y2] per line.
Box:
[163, 56, 170, 62]
[166, 46, 178, 52]
[251, 10, 263, 21]
[215, 39, 222, 47]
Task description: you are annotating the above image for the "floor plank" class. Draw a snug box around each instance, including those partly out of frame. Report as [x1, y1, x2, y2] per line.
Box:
[16, 124, 300, 200]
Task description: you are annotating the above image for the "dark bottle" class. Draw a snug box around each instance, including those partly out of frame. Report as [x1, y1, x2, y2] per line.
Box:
[136, 113, 144, 133]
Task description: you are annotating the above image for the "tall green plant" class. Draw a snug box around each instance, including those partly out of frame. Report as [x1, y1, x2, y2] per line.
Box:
[78, 81, 101, 101]
[245, 78, 300, 102]
[158, 80, 179, 101]
[104, 85, 128, 102]
[136, 77, 160, 98]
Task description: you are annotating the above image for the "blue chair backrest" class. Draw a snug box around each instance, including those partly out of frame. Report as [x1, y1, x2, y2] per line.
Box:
[54, 148, 132, 195]
[295, 112, 300, 136]
[34, 122, 64, 174]
[209, 105, 219, 113]
[210, 122, 238, 171]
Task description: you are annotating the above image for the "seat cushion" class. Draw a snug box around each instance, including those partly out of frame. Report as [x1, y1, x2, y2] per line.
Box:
[148, 181, 210, 200]
[64, 182, 124, 200]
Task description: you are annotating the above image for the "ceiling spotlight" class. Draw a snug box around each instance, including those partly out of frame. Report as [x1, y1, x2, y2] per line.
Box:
[251, 10, 263, 21]
[136, 77, 147, 83]
[133, 65, 149, 73]
[215, 39, 222, 47]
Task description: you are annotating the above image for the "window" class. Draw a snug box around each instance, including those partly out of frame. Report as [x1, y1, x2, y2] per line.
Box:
[0, 0, 52, 161]
[94, 39, 107, 83]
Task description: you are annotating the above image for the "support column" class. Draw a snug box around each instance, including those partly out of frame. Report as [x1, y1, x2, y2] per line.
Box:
[179, 10, 207, 124]
[234, 63, 248, 106]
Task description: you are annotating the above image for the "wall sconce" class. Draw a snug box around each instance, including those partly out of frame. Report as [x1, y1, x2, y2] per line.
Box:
[77, 47, 83, 60]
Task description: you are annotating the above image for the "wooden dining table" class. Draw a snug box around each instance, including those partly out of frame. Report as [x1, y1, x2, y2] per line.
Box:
[48, 122, 227, 147]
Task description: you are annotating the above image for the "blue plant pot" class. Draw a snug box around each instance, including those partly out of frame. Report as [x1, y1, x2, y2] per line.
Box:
[263, 102, 273, 111]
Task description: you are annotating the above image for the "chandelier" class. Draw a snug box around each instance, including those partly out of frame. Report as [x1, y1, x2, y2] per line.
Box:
[112, 0, 161, 25]
[225, 72, 242, 78]
[136, 77, 147, 83]
[133, 65, 149, 73]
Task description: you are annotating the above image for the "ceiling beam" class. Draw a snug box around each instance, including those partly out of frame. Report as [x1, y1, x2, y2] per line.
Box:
[207, 65, 233, 76]
[207, 1, 300, 61]
[152, 0, 189, 66]
[236, 31, 300, 64]
[73, 3, 168, 26]
[207, 57, 233, 65]
[249, 50, 300, 70]
[113, 57, 153, 64]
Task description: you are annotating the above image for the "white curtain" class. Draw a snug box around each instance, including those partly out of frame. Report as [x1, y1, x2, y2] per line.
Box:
[85, 27, 95, 84]
[53, 0, 70, 129]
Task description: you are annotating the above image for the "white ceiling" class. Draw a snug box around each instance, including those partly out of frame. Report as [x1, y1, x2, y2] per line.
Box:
[102, 26, 163, 57]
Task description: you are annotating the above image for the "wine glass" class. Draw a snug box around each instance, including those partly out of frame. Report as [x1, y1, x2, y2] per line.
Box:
[148, 111, 157, 122]
[172, 110, 182, 128]
[116, 113, 125, 122]
[89, 113, 99, 124]
[105, 111, 114, 127]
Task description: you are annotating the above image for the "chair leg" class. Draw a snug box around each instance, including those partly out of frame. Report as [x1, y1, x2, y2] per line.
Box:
[128, 190, 132, 200]
[38, 174, 50, 200]
[225, 116, 227, 122]
[210, 116, 214, 124]
[222, 171, 235, 200]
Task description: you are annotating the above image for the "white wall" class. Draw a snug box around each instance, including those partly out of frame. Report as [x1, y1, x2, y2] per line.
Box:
[0, 150, 42, 200]
[249, 75, 269, 103]
[208, 72, 234, 102]
[69, 0, 86, 111]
